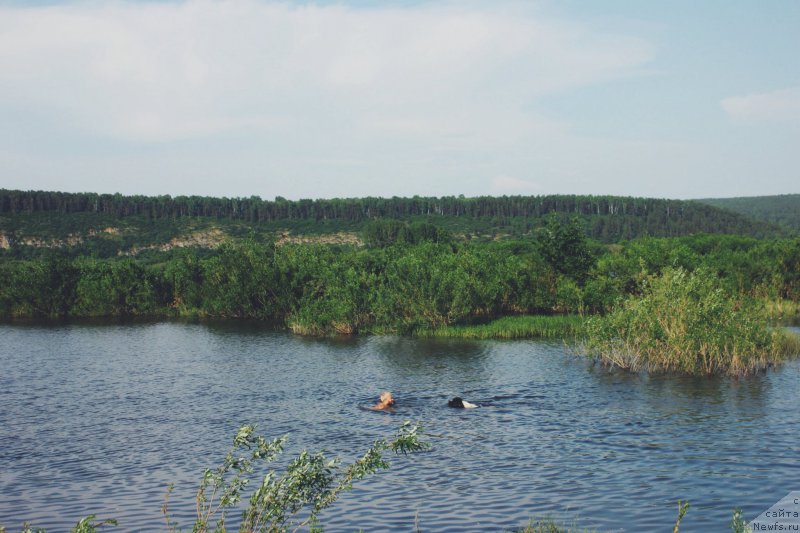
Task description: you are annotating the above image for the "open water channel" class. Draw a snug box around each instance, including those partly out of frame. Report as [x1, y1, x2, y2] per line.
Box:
[1, 321, 799, 531]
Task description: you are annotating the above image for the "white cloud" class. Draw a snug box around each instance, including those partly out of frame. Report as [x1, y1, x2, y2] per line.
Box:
[721, 87, 800, 123]
[1, 2, 795, 201]
[0, 0, 674, 198]
[0, 0, 653, 144]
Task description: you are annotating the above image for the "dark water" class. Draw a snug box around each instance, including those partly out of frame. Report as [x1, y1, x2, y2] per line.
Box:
[1, 321, 799, 532]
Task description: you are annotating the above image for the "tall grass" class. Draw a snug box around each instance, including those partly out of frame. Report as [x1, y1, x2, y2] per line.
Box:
[415, 315, 585, 340]
[287, 320, 356, 336]
[762, 297, 800, 321]
[583, 267, 800, 376]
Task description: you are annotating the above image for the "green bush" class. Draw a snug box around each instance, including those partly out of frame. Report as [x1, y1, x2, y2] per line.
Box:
[163, 422, 428, 533]
[584, 267, 800, 375]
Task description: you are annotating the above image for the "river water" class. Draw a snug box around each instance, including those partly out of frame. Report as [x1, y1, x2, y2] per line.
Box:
[1, 321, 798, 532]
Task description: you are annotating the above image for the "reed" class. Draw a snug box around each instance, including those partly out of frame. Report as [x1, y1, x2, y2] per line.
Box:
[287, 320, 326, 336]
[287, 318, 359, 336]
[415, 315, 585, 340]
[515, 520, 575, 533]
[584, 267, 800, 376]
[515, 518, 594, 532]
[762, 298, 800, 321]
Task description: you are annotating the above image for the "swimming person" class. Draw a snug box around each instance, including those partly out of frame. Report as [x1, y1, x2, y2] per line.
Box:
[370, 391, 396, 410]
[448, 397, 478, 409]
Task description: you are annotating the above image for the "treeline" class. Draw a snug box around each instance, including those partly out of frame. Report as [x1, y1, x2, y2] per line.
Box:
[0, 189, 787, 242]
[2, 219, 799, 333]
[699, 194, 800, 231]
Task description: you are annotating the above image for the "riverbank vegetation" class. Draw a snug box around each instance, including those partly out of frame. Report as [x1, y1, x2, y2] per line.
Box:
[3, 224, 799, 327]
[584, 267, 800, 376]
[2, 200, 800, 374]
[415, 315, 585, 339]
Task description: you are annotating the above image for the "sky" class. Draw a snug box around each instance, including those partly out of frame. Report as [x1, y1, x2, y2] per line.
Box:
[0, 0, 798, 200]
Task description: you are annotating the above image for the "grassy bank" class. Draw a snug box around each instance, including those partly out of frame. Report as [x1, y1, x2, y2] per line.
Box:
[414, 315, 585, 340]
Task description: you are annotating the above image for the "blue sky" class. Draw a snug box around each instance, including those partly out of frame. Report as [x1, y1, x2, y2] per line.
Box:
[0, 0, 797, 200]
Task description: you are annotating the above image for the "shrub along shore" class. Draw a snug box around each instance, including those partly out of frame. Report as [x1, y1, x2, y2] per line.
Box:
[583, 267, 800, 376]
[2, 218, 799, 375]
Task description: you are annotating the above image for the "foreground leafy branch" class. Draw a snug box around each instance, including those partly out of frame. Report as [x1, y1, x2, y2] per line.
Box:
[163, 421, 428, 533]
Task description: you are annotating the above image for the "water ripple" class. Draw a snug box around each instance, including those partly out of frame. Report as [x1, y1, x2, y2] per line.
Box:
[1, 323, 799, 532]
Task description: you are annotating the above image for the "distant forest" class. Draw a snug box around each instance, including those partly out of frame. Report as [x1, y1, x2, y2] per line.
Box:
[0, 189, 789, 244]
[698, 194, 800, 231]
[2, 190, 799, 329]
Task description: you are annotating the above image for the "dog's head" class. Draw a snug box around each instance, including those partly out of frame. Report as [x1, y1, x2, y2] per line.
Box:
[448, 397, 464, 408]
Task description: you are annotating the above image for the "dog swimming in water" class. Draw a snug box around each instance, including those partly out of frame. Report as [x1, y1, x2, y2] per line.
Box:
[448, 397, 478, 409]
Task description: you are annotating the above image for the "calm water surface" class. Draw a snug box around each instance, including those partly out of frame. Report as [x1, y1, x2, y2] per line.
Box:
[1, 321, 799, 532]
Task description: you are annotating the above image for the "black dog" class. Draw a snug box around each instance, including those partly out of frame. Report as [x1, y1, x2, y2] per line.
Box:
[448, 397, 478, 408]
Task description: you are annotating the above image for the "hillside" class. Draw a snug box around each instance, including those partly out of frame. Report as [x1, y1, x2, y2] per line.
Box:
[698, 194, 800, 231]
[0, 189, 790, 257]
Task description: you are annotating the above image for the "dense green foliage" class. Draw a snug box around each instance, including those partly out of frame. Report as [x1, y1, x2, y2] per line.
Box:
[3, 227, 800, 338]
[584, 267, 800, 375]
[0, 190, 771, 228]
[362, 219, 452, 246]
[1, 190, 790, 253]
[699, 194, 800, 231]
[538, 216, 594, 283]
[3, 205, 800, 371]
[1, 218, 599, 330]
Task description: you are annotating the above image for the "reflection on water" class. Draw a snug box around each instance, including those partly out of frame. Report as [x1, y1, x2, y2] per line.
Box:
[372, 337, 491, 396]
[1, 322, 799, 532]
[374, 336, 491, 360]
